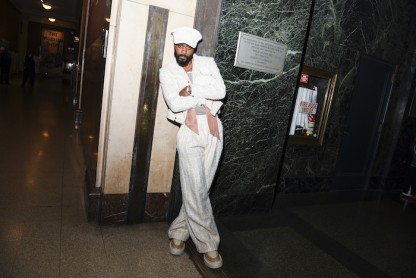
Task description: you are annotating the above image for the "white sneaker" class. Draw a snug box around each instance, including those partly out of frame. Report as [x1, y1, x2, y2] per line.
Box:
[203, 252, 223, 269]
[169, 239, 185, 256]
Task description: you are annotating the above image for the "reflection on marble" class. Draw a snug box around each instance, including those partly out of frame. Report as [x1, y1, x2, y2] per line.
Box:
[281, 0, 416, 194]
[81, 36, 106, 174]
[81, 37, 108, 221]
[211, 0, 312, 215]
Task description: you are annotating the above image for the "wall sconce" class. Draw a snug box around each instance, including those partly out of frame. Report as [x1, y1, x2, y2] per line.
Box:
[48, 18, 56, 22]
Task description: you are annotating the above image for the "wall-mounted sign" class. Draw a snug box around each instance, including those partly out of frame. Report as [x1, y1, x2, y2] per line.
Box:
[42, 29, 64, 44]
[41, 29, 64, 70]
[234, 32, 287, 75]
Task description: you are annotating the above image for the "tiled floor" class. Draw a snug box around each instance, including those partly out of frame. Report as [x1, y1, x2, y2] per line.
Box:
[217, 195, 416, 278]
[0, 77, 200, 277]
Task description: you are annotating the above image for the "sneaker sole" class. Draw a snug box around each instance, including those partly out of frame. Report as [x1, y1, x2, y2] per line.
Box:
[204, 254, 223, 269]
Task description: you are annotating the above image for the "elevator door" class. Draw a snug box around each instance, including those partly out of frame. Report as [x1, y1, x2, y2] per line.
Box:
[335, 55, 396, 188]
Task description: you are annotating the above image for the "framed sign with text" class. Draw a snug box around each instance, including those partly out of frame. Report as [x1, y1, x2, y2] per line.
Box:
[234, 32, 287, 75]
[41, 29, 64, 69]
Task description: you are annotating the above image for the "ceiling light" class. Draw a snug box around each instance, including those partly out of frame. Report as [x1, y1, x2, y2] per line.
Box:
[42, 3, 52, 10]
[48, 18, 56, 22]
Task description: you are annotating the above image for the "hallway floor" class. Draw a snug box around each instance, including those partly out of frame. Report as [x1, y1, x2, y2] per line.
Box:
[216, 195, 416, 277]
[0, 78, 200, 277]
[1, 77, 416, 278]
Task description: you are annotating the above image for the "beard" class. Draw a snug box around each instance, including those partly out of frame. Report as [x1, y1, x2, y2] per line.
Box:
[174, 52, 193, 67]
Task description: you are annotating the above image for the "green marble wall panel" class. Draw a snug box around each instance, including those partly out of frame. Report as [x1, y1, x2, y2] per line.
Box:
[211, 0, 313, 214]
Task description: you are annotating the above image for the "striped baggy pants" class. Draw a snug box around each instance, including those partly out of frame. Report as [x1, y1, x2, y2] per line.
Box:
[168, 115, 223, 253]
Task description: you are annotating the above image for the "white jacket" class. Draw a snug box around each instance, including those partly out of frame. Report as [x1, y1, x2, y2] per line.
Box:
[159, 54, 226, 124]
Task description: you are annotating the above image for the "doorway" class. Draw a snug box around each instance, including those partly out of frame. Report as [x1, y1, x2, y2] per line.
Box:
[335, 55, 396, 189]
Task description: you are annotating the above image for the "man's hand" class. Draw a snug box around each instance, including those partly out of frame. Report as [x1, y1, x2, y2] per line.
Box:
[179, 85, 191, 96]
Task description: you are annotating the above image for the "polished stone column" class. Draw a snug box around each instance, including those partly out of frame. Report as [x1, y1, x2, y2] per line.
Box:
[127, 6, 169, 224]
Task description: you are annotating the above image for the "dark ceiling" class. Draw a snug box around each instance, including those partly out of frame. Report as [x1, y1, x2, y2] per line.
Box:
[9, 0, 83, 28]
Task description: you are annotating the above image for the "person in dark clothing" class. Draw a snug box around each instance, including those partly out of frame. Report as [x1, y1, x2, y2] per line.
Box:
[0, 46, 12, 85]
[21, 51, 36, 87]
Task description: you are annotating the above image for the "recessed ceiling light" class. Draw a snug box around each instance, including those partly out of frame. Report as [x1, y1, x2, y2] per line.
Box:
[48, 18, 56, 22]
[40, 0, 52, 10]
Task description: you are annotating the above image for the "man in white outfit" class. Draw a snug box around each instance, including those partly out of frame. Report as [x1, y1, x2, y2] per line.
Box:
[159, 27, 226, 269]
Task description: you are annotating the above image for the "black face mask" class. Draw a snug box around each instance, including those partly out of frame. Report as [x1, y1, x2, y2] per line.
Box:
[174, 51, 193, 67]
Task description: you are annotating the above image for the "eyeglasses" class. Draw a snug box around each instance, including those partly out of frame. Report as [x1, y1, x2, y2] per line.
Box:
[175, 44, 193, 51]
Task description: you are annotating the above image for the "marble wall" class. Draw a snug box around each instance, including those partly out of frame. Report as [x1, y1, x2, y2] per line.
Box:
[211, 0, 312, 214]
[210, 0, 416, 215]
[84, 0, 416, 221]
[280, 0, 416, 193]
